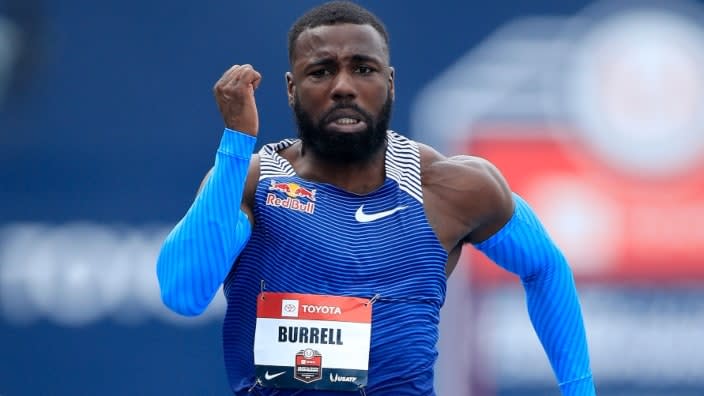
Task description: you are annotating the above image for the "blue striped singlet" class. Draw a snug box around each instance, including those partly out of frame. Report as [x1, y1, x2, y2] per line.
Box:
[223, 131, 448, 395]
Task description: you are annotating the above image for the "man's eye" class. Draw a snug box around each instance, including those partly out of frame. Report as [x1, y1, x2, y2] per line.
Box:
[356, 65, 374, 74]
[310, 69, 330, 77]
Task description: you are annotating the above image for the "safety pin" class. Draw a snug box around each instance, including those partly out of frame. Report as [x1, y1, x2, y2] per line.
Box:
[365, 293, 381, 306]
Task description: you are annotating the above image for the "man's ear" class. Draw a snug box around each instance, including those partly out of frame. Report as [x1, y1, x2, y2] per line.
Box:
[388, 66, 395, 101]
[286, 72, 295, 107]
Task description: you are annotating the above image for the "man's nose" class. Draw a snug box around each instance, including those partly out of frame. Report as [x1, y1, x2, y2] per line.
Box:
[330, 71, 357, 101]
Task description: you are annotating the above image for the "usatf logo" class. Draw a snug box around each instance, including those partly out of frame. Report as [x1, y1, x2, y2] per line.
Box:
[330, 372, 357, 383]
[281, 299, 299, 318]
[267, 180, 316, 214]
[294, 348, 323, 383]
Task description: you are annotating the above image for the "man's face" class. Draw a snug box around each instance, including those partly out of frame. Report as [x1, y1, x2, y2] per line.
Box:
[287, 23, 395, 162]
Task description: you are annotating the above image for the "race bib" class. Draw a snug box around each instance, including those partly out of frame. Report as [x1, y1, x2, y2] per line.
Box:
[254, 292, 372, 391]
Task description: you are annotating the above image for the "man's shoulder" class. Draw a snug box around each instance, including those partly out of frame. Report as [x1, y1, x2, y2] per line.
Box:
[418, 143, 497, 186]
[418, 145, 515, 244]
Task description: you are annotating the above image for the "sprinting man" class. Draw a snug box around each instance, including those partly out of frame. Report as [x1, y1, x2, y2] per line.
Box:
[157, 1, 595, 395]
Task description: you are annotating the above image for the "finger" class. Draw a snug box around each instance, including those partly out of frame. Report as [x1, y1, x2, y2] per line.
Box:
[218, 65, 241, 83]
[214, 64, 261, 94]
[237, 68, 262, 87]
[224, 64, 242, 77]
[214, 64, 241, 92]
[228, 64, 252, 80]
[252, 72, 262, 90]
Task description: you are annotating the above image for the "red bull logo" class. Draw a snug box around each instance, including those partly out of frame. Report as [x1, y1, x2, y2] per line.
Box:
[267, 180, 316, 214]
[269, 180, 317, 201]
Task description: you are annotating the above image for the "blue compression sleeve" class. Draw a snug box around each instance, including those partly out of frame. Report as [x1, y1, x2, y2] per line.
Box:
[156, 129, 255, 316]
[474, 193, 595, 395]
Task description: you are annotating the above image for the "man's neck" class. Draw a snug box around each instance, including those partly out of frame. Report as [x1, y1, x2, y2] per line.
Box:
[283, 141, 387, 195]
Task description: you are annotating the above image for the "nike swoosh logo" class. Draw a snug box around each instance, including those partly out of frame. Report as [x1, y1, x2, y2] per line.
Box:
[355, 205, 408, 223]
[264, 371, 286, 380]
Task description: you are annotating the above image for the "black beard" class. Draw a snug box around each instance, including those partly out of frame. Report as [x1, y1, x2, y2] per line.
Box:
[293, 94, 392, 163]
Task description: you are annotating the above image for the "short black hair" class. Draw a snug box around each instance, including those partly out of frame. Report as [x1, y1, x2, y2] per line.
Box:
[287, 1, 390, 64]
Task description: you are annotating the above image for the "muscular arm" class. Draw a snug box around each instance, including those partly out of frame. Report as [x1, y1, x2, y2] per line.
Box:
[423, 150, 595, 394]
[156, 130, 256, 316]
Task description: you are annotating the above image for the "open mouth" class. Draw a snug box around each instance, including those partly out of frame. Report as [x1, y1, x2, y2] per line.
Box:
[324, 109, 368, 133]
[326, 117, 367, 133]
[334, 117, 360, 125]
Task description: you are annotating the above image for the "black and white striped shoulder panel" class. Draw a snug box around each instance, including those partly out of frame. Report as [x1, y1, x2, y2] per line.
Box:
[257, 139, 297, 180]
[385, 130, 423, 204]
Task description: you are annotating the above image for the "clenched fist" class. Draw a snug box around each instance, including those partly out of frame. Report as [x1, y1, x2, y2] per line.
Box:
[213, 64, 262, 137]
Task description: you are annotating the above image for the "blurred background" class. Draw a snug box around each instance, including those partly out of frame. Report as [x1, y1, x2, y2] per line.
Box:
[1, 0, 703, 395]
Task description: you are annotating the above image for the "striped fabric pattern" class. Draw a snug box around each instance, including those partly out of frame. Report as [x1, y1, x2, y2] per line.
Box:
[475, 194, 595, 395]
[223, 131, 448, 396]
[157, 130, 255, 316]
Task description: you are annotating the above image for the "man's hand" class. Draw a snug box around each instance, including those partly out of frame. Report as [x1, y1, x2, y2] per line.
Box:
[213, 64, 262, 136]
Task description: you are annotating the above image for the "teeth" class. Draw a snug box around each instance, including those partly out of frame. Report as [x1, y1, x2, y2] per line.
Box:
[335, 118, 359, 125]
